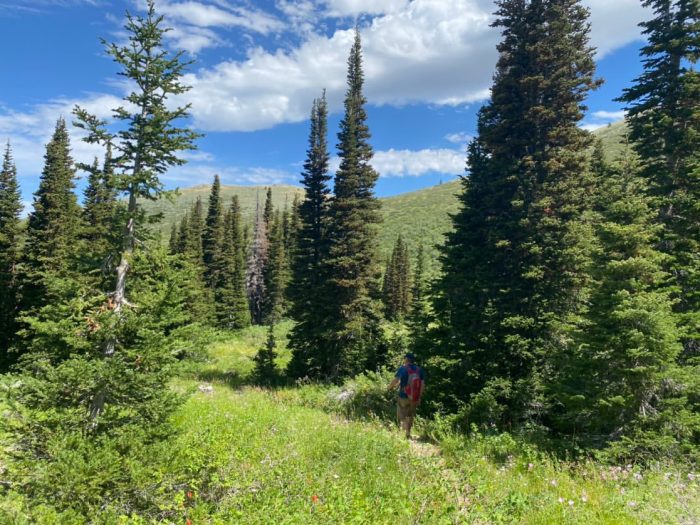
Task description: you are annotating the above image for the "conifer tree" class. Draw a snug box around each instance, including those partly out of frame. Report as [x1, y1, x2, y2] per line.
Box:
[431, 0, 600, 424]
[176, 212, 189, 254]
[288, 94, 332, 378]
[411, 244, 426, 313]
[81, 144, 120, 286]
[382, 235, 411, 320]
[620, 0, 700, 362]
[218, 196, 250, 329]
[553, 150, 690, 455]
[20, 117, 82, 313]
[203, 175, 225, 288]
[0, 142, 23, 367]
[264, 209, 290, 323]
[168, 221, 179, 255]
[321, 31, 385, 378]
[263, 187, 274, 229]
[72, 0, 200, 420]
[180, 198, 213, 323]
[247, 197, 269, 324]
[186, 197, 206, 263]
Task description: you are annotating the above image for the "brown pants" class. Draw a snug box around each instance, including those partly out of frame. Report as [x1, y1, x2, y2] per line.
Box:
[397, 397, 417, 424]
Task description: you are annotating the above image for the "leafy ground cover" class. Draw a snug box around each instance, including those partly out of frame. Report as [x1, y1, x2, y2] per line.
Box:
[2, 324, 697, 524]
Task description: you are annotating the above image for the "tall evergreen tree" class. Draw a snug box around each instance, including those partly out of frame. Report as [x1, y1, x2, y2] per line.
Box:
[620, 0, 700, 362]
[73, 0, 200, 419]
[553, 150, 693, 456]
[218, 196, 250, 329]
[288, 93, 332, 378]
[263, 187, 274, 229]
[264, 209, 290, 323]
[431, 0, 600, 425]
[20, 117, 82, 313]
[168, 221, 179, 255]
[382, 235, 411, 321]
[323, 31, 384, 378]
[247, 197, 269, 325]
[0, 142, 23, 367]
[81, 144, 120, 286]
[203, 175, 225, 288]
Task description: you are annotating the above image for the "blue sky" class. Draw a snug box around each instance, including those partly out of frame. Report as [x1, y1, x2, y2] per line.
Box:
[0, 0, 650, 211]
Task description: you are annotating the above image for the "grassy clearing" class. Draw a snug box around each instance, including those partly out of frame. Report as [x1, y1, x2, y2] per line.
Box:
[176, 326, 699, 525]
[3, 325, 697, 523]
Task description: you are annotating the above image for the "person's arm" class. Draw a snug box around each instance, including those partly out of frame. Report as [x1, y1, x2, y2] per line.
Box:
[388, 377, 399, 390]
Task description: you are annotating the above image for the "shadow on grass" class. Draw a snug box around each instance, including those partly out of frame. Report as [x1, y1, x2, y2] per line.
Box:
[196, 368, 250, 390]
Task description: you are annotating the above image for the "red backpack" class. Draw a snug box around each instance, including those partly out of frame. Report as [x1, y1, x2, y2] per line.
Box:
[403, 365, 423, 403]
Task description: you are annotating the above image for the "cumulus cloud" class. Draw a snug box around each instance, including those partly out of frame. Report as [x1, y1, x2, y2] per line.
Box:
[163, 163, 295, 185]
[179, 0, 649, 132]
[330, 147, 464, 178]
[0, 94, 121, 179]
[322, 0, 408, 17]
[581, 108, 626, 131]
[445, 131, 472, 145]
[159, 1, 284, 33]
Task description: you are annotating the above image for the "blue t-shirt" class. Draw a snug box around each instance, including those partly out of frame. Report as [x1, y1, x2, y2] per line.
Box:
[395, 364, 425, 399]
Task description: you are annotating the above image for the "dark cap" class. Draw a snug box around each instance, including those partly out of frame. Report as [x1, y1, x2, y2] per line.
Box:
[404, 352, 415, 362]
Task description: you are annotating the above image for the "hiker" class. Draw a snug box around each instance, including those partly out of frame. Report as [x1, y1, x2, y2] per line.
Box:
[388, 352, 425, 439]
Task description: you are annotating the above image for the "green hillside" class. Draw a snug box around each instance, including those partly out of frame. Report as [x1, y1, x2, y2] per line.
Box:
[145, 122, 628, 276]
[145, 184, 305, 239]
[593, 120, 631, 161]
[379, 180, 461, 277]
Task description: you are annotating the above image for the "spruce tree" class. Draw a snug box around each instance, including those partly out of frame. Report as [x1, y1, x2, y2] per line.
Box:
[81, 144, 120, 286]
[247, 197, 269, 324]
[20, 117, 82, 313]
[180, 198, 213, 323]
[382, 235, 411, 321]
[431, 0, 600, 425]
[0, 142, 23, 367]
[168, 221, 179, 255]
[553, 150, 690, 456]
[218, 196, 250, 329]
[72, 0, 200, 420]
[203, 175, 225, 288]
[263, 187, 274, 230]
[620, 0, 700, 362]
[264, 209, 290, 323]
[323, 31, 384, 378]
[288, 93, 332, 378]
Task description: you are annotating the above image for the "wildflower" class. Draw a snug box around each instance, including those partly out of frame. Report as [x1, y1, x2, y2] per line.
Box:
[528, 463, 534, 471]
[333, 474, 340, 479]
[311, 495, 319, 504]
[628, 501, 637, 508]
[688, 473, 697, 481]
[186, 520, 192, 525]
[620, 488, 626, 495]
[187, 491, 193, 499]
[581, 494, 589, 503]
[558, 497, 565, 504]
[633, 473, 643, 482]
[568, 500, 574, 507]
[550, 480, 558, 487]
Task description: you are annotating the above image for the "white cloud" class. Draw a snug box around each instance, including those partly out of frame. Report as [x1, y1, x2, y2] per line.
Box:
[159, 1, 284, 34]
[163, 163, 295, 185]
[179, 0, 650, 132]
[592, 110, 626, 121]
[445, 131, 472, 145]
[586, 0, 649, 57]
[322, 0, 408, 17]
[330, 147, 464, 178]
[0, 94, 121, 180]
[581, 108, 626, 131]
